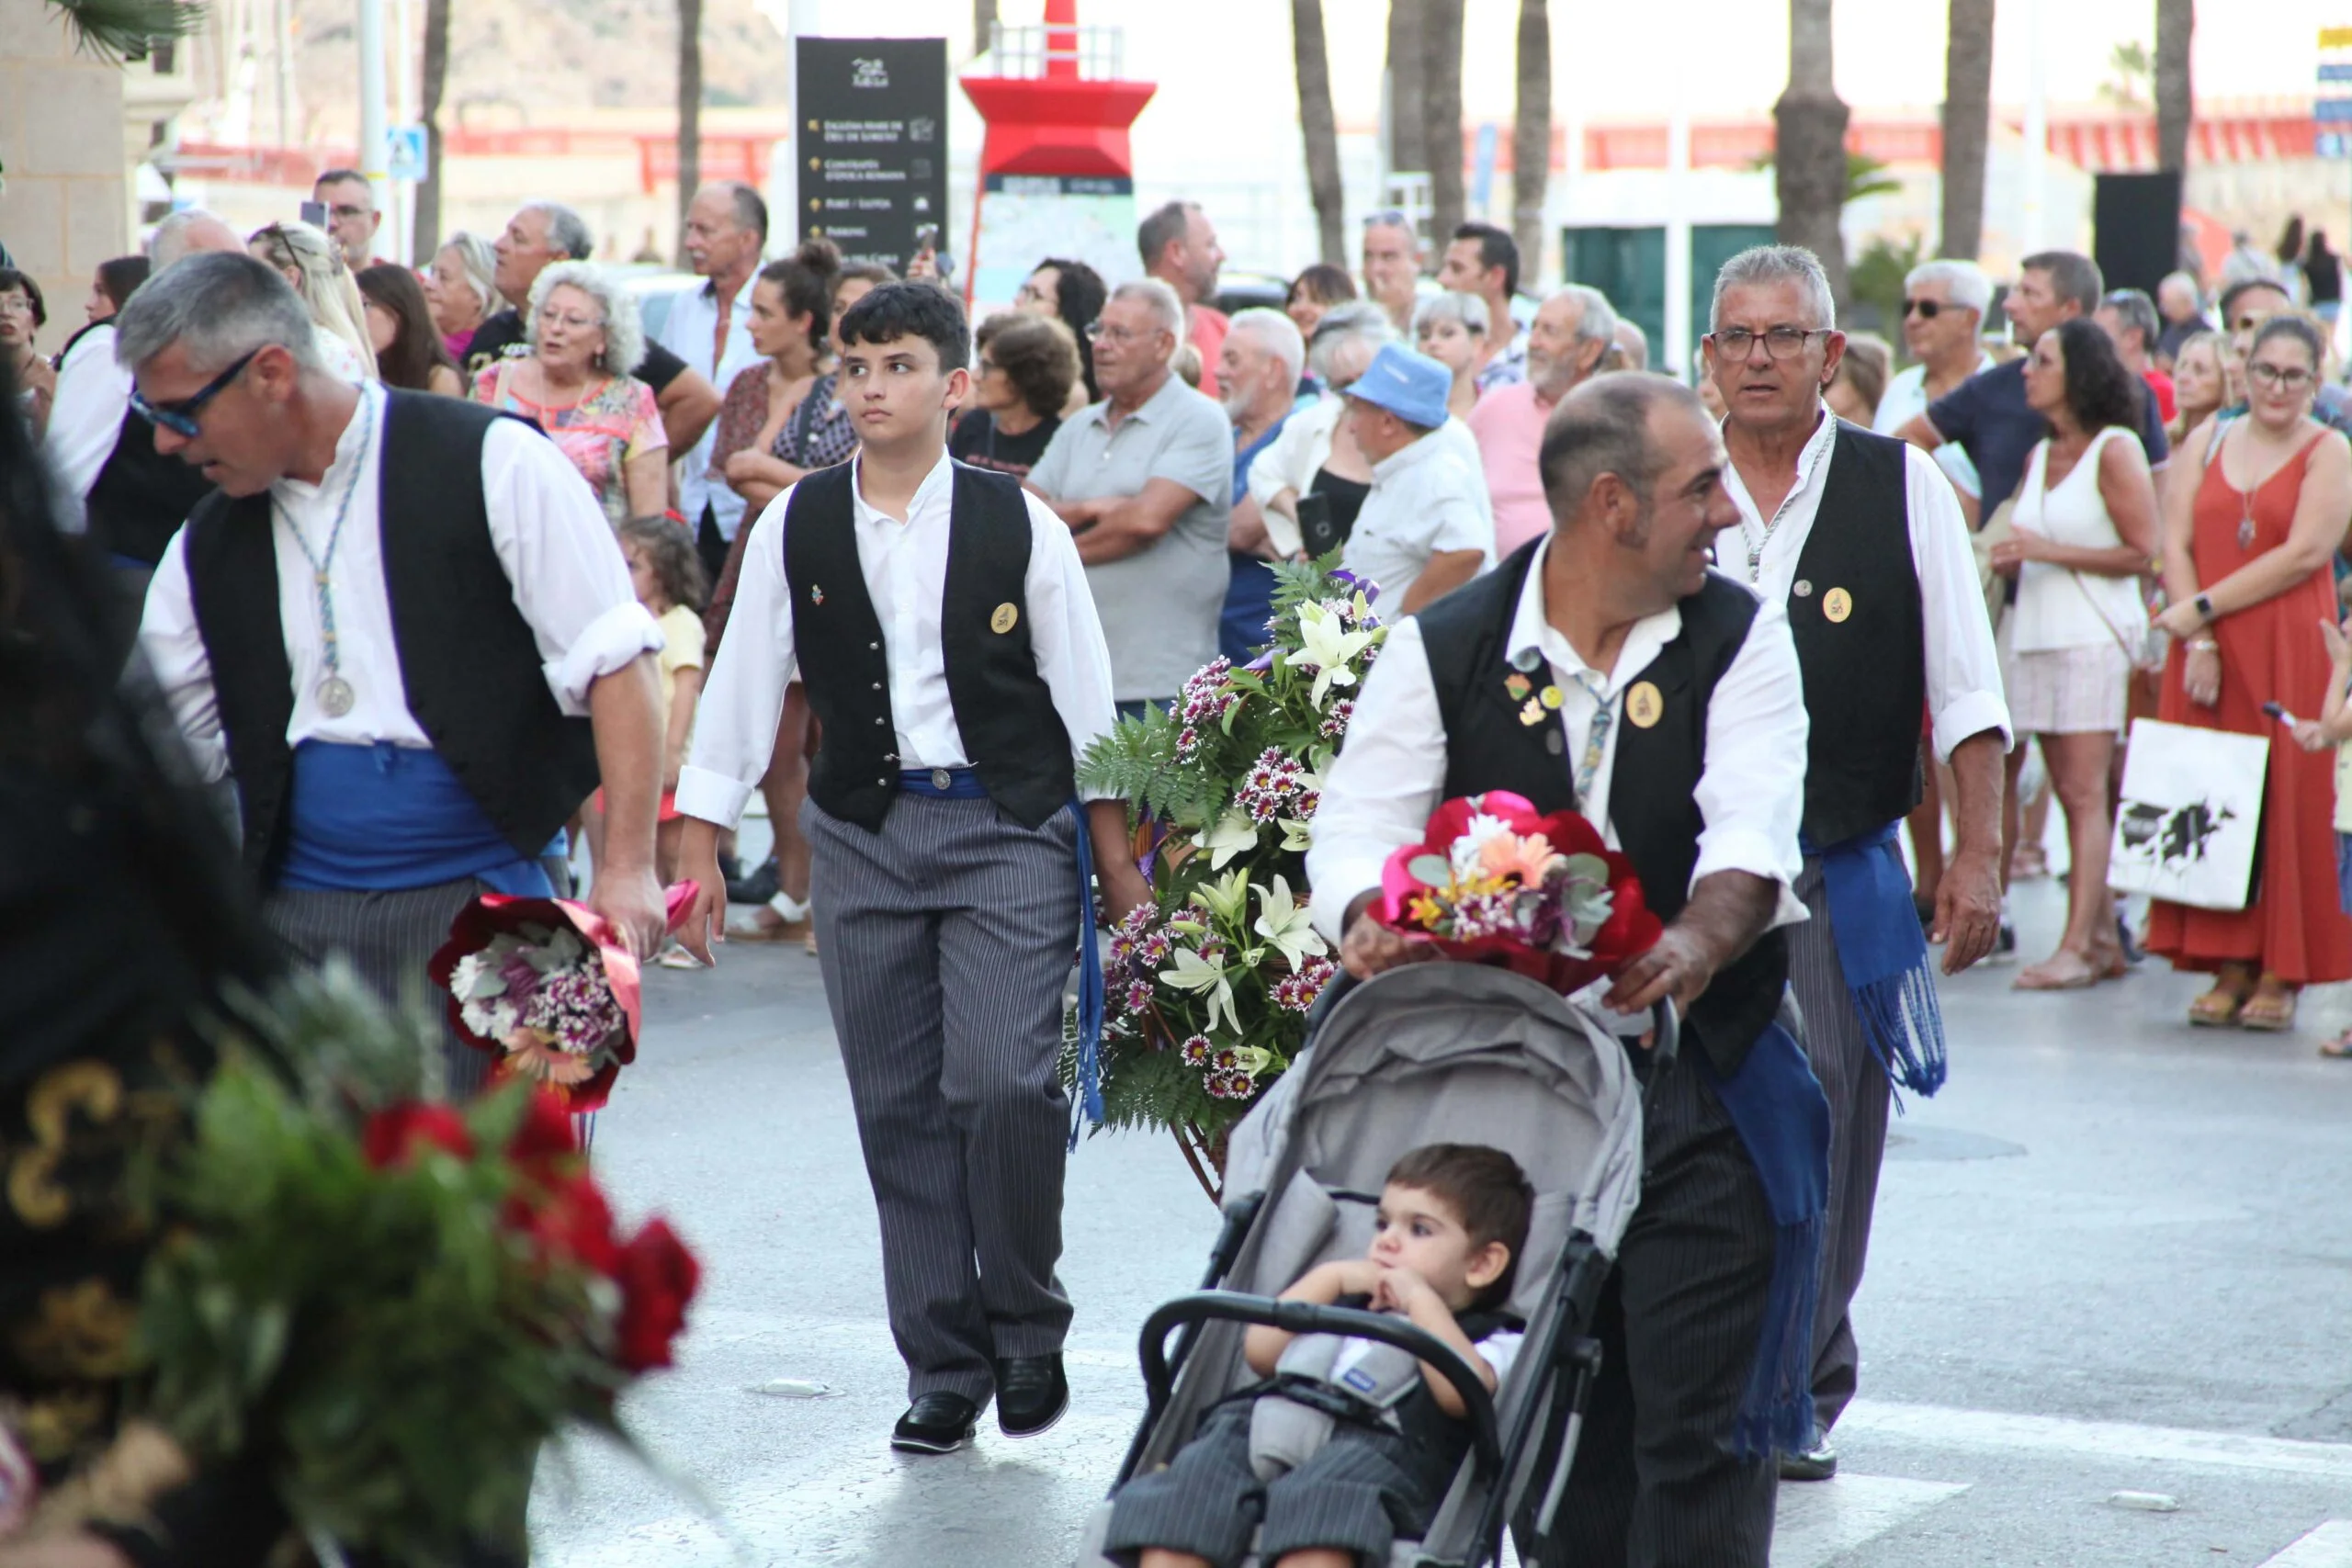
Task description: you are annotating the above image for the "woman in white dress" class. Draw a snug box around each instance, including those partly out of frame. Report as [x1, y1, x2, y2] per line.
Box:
[1988, 318, 2162, 989]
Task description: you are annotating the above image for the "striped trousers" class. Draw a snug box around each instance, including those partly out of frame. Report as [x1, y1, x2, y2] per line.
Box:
[1785, 856, 1892, 1437]
[803, 793, 1080, 1404]
[1528, 1048, 1780, 1568]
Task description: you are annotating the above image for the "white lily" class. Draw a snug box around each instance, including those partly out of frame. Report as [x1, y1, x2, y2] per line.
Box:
[1193, 807, 1260, 870]
[1160, 944, 1240, 1035]
[1291, 600, 1377, 707]
[1253, 875, 1329, 972]
[1278, 818, 1315, 852]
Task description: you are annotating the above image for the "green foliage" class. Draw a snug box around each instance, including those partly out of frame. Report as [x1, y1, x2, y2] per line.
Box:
[46, 0, 204, 61]
[1849, 233, 1927, 349]
[2102, 40, 2152, 108]
[1747, 149, 1905, 209]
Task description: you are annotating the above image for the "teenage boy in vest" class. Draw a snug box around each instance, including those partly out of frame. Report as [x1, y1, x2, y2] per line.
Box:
[1309, 375, 1828, 1567]
[1709, 246, 2011, 1481]
[674, 282, 1153, 1455]
[129, 254, 673, 1089]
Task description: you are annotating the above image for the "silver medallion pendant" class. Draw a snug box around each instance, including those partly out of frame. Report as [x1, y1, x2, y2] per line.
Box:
[317, 674, 356, 717]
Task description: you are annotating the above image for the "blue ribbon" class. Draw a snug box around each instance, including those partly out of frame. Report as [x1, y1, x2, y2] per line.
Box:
[897, 770, 1104, 1146]
[1799, 822, 1948, 1100]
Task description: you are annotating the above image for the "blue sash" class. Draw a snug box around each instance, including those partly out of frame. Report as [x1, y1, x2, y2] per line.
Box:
[899, 768, 1104, 1146]
[277, 739, 556, 897]
[1800, 822, 1948, 1099]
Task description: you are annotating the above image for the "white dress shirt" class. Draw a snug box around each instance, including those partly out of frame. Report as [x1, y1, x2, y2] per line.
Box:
[675, 453, 1122, 829]
[655, 274, 762, 541]
[1306, 539, 1810, 945]
[139, 381, 663, 782]
[1872, 354, 1993, 500]
[1723, 408, 2011, 764]
[1340, 429, 1496, 604]
[1248, 398, 1487, 558]
[43, 322, 132, 535]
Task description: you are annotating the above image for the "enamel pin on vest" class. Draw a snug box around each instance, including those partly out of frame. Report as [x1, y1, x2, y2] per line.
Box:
[1823, 586, 1853, 623]
[1627, 681, 1663, 728]
[991, 602, 1019, 634]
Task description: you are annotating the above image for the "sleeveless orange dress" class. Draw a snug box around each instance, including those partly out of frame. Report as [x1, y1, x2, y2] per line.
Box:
[2144, 428, 2352, 983]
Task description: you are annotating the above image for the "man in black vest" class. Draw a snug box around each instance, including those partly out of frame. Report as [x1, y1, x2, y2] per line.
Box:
[1709, 244, 2011, 1480]
[1309, 375, 1827, 1567]
[125, 254, 673, 1089]
[674, 283, 1153, 1456]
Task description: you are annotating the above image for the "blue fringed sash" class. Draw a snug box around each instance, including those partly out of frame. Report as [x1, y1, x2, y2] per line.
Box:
[1693, 1019, 1830, 1457]
[1802, 822, 1948, 1099]
[279, 740, 555, 897]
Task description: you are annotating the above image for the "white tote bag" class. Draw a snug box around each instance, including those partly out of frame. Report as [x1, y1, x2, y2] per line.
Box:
[2108, 717, 2270, 911]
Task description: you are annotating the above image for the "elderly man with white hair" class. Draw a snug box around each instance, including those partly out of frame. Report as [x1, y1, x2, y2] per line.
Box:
[1028, 277, 1235, 712]
[1467, 282, 1619, 556]
[1216, 306, 1307, 660]
[2154, 270, 2214, 367]
[1871, 256, 1996, 513]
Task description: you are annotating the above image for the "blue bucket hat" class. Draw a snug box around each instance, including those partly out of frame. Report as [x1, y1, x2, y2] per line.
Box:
[1345, 342, 1453, 430]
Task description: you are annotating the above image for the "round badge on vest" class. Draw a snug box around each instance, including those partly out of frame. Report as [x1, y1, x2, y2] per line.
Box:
[1626, 681, 1664, 728]
[990, 603, 1019, 634]
[1823, 587, 1853, 624]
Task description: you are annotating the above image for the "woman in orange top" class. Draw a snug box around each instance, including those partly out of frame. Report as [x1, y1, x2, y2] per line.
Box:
[2147, 314, 2352, 1030]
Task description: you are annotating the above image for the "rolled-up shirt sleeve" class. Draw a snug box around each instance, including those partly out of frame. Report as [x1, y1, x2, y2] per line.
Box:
[1021, 492, 1122, 798]
[479, 420, 662, 714]
[1690, 593, 1808, 929]
[1304, 617, 1449, 944]
[1904, 444, 2013, 759]
[676, 491, 798, 829]
[135, 530, 229, 783]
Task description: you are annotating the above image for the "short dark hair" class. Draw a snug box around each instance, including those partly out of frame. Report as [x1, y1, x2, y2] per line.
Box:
[1451, 221, 1520, 299]
[1385, 1144, 1535, 1303]
[718, 180, 768, 243]
[2250, 312, 2328, 371]
[96, 255, 151, 313]
[1137, 199, 1198, 270]
[617, 514, 710, 614]
[1035, 257, 1108, 400]
[313, 167, 368, 194]
[1539, 374, 1702, 521]
[757, 236, 842, 344]
[0, 269, 47, 331]
[837, 280, 969, 373]
[977, 310, 1080, 419]
[2020, 250, 2104, 316]
[2219, 276, 2296, 325]
[1287, 263, 1357, 310]
[2048, 318, 2143, 434]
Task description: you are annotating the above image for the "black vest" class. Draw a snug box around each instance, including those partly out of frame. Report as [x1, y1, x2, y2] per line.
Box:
[86, 403, 217, 569]
[1785, 422, 1926, 847]
[1415, 542, 1790, 1078]
[181, 390, 600, 883]
[782, 460, 1075, 831]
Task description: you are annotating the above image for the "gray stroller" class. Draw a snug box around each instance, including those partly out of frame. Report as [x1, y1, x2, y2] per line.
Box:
[1077, 962, 1663, 1568]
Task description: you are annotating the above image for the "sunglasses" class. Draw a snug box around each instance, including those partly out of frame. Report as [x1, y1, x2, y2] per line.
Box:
[130, 346, 262, 439]
[1902, 298, 1949, 319]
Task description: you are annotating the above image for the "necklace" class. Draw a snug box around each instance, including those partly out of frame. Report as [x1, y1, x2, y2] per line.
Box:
[277, 385, 377, 718]
[1736, 419, 1836, 583]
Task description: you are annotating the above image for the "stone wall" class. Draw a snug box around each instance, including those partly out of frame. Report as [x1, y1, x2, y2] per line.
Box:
[0, 0, 130, 359]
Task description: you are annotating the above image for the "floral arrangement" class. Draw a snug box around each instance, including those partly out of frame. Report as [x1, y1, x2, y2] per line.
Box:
[428, 885, 696, 1111]
[1074, 561, 1384, 1199]
[17, 964, 700, 1565]
[1377, 792, 1663, 997]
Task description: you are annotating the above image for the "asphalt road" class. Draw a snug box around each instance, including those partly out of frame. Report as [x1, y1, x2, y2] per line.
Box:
[527, 852, 2352, 1568]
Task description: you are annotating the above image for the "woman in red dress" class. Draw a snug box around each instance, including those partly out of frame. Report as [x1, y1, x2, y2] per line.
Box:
[2148, 315, 2352, 1030]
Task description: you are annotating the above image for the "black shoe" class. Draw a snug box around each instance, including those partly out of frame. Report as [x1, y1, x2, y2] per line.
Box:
[1780, 1437, 1838, 1481]
[725, 855, 779, 906]
[993, 1353, 1069, 1438]
[890, 1392, 979, 1454]
[1983, 922, 2018, 965]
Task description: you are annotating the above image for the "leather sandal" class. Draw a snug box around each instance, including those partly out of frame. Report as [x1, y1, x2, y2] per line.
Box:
[2239, 982, 2299, 1032]
[2188, 985, 2249, 1027]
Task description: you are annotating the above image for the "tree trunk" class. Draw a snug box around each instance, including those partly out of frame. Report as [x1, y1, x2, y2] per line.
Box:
[1511, 0, 1552, 282]
[1385, 0, 1428, 184]
[413, 0, 450, 260]
[1291, 0, 1346, 266]
[972, 0, 997, 58]
[676, 0, 703, 266]
[1422, 0, 1465, 245]
[1772, 0, 1850, 307]
[1938, 0, 1992, 259]
[2154, 0, 2193, 173]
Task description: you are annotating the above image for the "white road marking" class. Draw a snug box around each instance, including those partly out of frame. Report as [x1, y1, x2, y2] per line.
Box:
[1770, 1475, 1973, 1568]
[1840, 1400, 2352, 1481]
[2260, 1521, 2352, 1568]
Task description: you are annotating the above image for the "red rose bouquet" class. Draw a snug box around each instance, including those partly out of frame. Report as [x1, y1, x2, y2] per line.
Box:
[1376, 791, 1663, 996]
[427, 883, 697, 1110]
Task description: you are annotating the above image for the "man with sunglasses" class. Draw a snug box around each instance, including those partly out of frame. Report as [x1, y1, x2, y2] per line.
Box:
[123, 253, 672, 1089]
[1871, 258, 1995, 516]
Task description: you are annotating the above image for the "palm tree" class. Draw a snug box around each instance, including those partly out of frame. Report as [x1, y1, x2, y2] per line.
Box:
[44, 0, 198, 60]
[1511, 0, 1553, 280]
[414, 0, 451, 259]
[1290, 0, 1346, 266]
[1773, 0, 1851, 306]
[972, 0, 997, 58]
[1385, 0, 1428, 191]
[2154, 0, 2194, 174]
[1422, 0, 1466, 247]
[1939, 0, 1993, 259]
[677, 0, 702, 265]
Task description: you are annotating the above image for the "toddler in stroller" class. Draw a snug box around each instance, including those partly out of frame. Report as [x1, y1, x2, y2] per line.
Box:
[1102, 1144, 1535, 1568]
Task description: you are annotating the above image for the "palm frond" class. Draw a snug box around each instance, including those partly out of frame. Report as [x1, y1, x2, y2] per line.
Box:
[48, 0, 203, 62]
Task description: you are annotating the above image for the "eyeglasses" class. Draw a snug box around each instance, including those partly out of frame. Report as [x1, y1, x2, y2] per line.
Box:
[2247, 362, 2314, 390]
[328, 204, 369, 221]
[130, 346, 263, 438]
[1083, 321, 1157, 345]
[1709, 326, 1830, 361]
[1902, 298, 1947, 319]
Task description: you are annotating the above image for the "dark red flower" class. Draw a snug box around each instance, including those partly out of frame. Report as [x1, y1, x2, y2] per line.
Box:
[361, 1103, 474, 1169]
[507, 1090, 578, 1171]
[612, 1219, 701, 1372]
[503, 1170, 622, 1276]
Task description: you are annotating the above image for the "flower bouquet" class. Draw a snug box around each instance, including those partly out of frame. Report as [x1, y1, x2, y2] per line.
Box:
[1376, 791, 1663, 995]
[1074, 561, 1383, 1199]
[427, 883, 698, 1111]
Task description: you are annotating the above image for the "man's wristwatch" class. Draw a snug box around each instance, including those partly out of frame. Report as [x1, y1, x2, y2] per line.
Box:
[2195, 592, 2216, 622]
